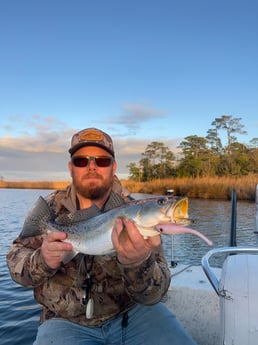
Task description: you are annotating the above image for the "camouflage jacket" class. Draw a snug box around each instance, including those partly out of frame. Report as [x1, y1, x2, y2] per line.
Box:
[6, 182, 171, 327]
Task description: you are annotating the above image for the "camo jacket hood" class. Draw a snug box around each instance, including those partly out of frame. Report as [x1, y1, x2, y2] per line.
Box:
[7, 182, 171, 327]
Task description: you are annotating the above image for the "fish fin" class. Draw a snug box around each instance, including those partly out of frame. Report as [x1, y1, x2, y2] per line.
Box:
[19, 196, 52, 238]
[55, 205, 101, 225]
[62, 249, 79, 264]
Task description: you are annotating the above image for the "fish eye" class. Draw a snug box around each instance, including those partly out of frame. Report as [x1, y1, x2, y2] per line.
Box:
[157, 198, 167, 205]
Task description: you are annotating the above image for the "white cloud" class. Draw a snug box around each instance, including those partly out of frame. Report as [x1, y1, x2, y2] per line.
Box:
[107, 101, 167, 133]
[0, 112, 182, 181]
[0, 114, 76, 153]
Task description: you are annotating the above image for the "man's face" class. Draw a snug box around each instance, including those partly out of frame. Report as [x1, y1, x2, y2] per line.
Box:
[68, 146, 117, 201]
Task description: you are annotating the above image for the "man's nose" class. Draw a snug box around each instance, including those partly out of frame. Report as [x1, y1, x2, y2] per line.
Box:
[88, 158, 97, 169]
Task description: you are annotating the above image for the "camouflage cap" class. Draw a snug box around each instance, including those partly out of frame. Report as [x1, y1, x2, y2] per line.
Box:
[69, 128, 115, 157]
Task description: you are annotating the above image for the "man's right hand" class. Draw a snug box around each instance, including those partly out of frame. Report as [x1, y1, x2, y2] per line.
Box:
[41, 231, 73, 269]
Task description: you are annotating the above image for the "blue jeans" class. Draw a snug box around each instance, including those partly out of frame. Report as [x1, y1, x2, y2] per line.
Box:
[33, 303, 197, 345]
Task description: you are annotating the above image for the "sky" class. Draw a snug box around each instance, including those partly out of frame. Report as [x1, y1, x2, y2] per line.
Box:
[0, 0, 257, 181]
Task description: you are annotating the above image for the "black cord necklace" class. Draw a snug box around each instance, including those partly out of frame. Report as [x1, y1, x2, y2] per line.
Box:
[76, 196, 96, 318]
[81, 255, 95, 319]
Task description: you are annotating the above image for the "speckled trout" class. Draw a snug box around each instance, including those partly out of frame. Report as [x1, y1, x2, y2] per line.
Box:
[20, 195, 212, 262]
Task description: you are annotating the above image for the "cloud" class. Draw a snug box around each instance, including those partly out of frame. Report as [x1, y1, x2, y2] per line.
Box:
[108, 101, 166, 133]
[0, 115, 76, 180]
[0, 112, 182, 181]
[1, 114, 75, 153]
[0, 146, 71, 181]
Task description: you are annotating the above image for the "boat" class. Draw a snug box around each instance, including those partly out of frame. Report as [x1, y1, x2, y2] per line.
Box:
[164, 184, 258, 345]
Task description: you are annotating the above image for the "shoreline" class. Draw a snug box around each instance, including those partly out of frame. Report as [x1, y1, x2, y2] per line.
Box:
[0, 175, 257, 200]
[0, 180, 71, 190]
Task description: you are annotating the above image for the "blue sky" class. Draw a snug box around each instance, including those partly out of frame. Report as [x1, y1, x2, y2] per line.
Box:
[0, 0, 257, 181]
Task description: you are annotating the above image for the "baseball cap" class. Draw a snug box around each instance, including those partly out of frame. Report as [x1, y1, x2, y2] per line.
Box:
[69, 128, 115, 157]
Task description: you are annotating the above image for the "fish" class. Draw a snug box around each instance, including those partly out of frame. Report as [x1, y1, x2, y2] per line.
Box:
[20, 195, 212, 263]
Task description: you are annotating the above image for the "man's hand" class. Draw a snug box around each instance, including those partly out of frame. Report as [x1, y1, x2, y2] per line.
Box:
[41, 231, 73, 269]
[112, 218, 161, 265]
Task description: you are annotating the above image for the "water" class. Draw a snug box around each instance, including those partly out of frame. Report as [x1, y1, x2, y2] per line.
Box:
[0, 189, 257, 344]
[163, 198, 257, 267]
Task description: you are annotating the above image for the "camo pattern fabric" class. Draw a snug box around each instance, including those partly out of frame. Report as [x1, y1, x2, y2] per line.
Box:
[6, 181, 171, 327]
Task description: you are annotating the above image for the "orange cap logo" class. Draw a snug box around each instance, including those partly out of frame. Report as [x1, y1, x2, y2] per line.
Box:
[79, 129, 104, 142]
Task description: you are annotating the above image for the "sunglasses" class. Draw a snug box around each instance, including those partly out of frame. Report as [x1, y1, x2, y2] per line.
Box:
[71, 155, 114, 168]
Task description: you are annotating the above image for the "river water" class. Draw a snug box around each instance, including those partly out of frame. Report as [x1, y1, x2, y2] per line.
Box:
[0, 189, 257, 344]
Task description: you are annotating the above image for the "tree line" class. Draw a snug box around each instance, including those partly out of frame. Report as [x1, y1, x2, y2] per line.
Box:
[127, 115, 258, 181]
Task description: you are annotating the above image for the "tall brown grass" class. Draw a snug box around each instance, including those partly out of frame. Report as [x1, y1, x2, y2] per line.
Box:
[0, 175, 257, 200]
[0, 180, 70, 190]
[121, 175, 258, 201]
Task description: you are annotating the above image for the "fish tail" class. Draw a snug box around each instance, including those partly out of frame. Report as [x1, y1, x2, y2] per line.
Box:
[19, 196, 52, 238]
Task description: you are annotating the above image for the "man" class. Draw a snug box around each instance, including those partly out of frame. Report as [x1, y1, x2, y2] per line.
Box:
[7, 127, 197, 345]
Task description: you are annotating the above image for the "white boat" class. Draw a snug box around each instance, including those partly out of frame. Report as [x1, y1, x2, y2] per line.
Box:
[165, 184, 258, 345]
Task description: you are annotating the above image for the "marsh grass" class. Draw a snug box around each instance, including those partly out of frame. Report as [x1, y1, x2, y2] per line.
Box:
[0, 175, 257, 200]
[121, 175, 258, 201]
[0, 180, 70, 190]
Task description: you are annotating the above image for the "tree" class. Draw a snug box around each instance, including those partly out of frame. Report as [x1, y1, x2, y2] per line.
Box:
[249, 137, 258, 149]
[178, 135, 208, 159]
[128, 142, 175, 181]
[212, 115, 247, 153]
[207, 124, 222, 153]
[177, 135, 210, 177]
[127, 162, 141, 181]
[126, 115, 256, 180]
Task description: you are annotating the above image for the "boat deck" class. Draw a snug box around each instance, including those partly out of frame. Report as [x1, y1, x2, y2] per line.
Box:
[167, 264, 221, 345]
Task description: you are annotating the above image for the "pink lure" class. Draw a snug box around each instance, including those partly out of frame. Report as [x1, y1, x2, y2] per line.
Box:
[155, 224, 213, 246]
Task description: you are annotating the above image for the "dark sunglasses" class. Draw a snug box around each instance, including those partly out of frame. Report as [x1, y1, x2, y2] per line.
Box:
[71, 155, 114, 168]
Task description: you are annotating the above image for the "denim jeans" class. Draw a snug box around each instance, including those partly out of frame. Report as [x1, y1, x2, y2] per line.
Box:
[33, 303, 197, 345]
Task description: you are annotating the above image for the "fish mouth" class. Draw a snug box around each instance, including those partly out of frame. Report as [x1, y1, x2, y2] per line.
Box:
[168, 197, 192, 225]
